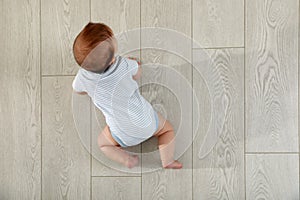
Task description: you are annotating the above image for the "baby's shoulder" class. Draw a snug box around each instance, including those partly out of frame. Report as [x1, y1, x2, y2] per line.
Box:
[114, 55, 132, 70]
[77, 67, 100, 81]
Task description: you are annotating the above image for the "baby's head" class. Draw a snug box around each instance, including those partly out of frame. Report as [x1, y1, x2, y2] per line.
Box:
[73, 22, 117, 73]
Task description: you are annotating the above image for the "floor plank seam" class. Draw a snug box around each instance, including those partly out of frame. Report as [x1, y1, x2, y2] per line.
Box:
[246, 152, 299, 154]
[140, 1, 142, 199]
[244, 1, 246, 199]
[42, 74, 76, 77]
[40, 0, 42, 198]
[89, 2, 92, 199]
[298, 1, 300, 199]
[90, 99, 92, 200]
[193, 46, 244, 50]
[92, 176, 142, 178]
[191, 0, 194, 199]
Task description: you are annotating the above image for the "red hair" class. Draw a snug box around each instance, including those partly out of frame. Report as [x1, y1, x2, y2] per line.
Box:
[73, 22, 115, 72]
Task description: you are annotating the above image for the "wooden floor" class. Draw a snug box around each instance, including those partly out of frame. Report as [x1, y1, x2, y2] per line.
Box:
[0, 0, 299, 199]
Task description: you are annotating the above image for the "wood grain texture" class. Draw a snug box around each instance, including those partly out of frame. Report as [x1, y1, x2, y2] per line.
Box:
[0, 0, 41, 199]
[91, 0, 140, 58]
[42, 77, 90, 199]
[91, 0, 141, 177]
[246, 154, 299, 200]
[193, 48, 244, 199]
[193, 0, 244, 48]
[141, 0, 193, 199]
[41, 0, 89, 75]
[141, 168, 193, 200]
[91, 0, 140, 32]
[92, 177, 141, 200]
[246, 0, 298, 152]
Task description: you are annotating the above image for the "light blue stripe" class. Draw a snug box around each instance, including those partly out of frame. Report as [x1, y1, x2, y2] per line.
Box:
[111, 131, 128, 147]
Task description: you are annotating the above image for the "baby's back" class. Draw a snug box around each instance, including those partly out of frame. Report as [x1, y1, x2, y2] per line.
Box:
[73, 55, 157, 146]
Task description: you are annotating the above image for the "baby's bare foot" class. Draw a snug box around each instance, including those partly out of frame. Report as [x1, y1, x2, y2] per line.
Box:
[163, 160, 183, 169]
[125, 155, 139, 168]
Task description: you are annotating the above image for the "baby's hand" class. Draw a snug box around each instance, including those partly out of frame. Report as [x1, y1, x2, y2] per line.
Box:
[127, 57, 141, 65]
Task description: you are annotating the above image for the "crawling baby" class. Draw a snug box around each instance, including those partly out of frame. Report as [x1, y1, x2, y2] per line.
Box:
[72, 22, 182, 169]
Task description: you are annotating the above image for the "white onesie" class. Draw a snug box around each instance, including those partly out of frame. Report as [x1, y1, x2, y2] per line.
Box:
[72, 55, 158, 147]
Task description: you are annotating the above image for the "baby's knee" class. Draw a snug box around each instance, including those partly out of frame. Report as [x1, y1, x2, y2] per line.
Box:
[164, 120, 174, 132]
[155, 120, 174, 137]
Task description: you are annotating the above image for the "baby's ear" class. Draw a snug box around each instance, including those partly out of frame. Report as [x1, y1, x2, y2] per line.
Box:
[73, 90, 87, 95]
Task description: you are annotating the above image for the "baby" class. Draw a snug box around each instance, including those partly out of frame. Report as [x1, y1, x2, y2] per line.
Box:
[72, 22, 182, 169]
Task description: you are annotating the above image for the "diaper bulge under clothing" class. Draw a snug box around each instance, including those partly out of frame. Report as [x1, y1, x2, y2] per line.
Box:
[111, 110, 159, 147]
[72, 55, 158, 147]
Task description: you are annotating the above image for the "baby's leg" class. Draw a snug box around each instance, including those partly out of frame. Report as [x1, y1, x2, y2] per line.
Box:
[153, 114, 182, 169]
[98, 125, 138, 168]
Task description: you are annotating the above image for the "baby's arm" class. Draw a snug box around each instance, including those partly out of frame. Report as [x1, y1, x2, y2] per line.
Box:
[132, 66, 141, 80]
[127, 57, 142, 80]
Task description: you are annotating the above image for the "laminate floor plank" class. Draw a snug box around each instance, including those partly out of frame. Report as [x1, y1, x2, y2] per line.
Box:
[193, 48, 245, 199]
[42, 77, 90, 199]
[246, 154, 299, 200]
[0, 0, 41, 199]
[92, 177, 141, 200]
[246, 0, 299, 152]
[41, 0, 89, 75]
[193, 0, 244, 48]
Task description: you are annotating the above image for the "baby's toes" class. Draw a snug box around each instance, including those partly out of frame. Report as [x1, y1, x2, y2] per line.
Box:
[164, 160, 183, 169]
